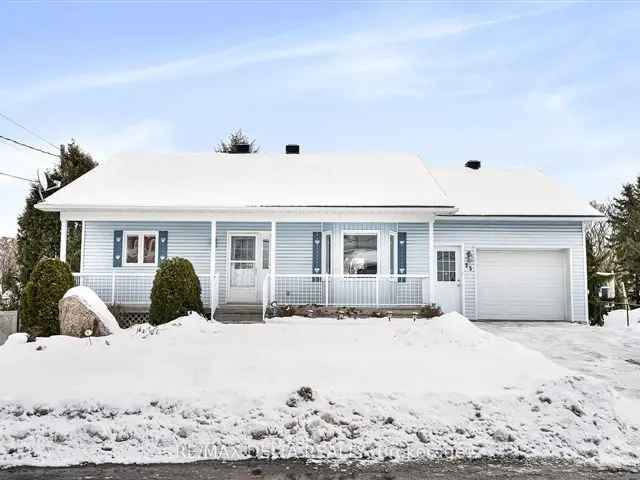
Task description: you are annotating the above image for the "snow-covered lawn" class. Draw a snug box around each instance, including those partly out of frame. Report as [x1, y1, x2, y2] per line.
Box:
[479, 311, 640, 400]
[1, 313, 639, 467]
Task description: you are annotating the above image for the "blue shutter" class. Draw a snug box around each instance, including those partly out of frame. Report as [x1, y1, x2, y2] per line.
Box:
[312, 232, 322, 282]
[398, 232, 407, 283]
[159, 231, 169, 263]
[113, 230, 123, 267]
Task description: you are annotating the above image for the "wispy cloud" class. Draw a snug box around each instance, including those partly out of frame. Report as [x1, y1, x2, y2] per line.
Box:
[5, 9, 544, 104]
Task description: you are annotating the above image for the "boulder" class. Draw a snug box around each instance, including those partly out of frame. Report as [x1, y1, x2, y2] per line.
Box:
[59, 286, 121, 337]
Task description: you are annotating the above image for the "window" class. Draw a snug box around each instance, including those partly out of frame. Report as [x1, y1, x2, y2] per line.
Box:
[343, 233, 378, 275]
[324, 233, 332, 274]
[123, 232, 158, 266]
[437, 250, 456, 282]
[262, 239, 270, 270]
[389, 232, 397, 275]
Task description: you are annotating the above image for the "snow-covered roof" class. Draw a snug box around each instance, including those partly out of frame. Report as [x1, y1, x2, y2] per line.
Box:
[37, 152, 600, 217]
[430, 167, 602, 217]
[37, 152, 454, 211]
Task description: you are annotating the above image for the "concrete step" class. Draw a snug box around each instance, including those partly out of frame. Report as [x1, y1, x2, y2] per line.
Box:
[214, 304, 263, 324]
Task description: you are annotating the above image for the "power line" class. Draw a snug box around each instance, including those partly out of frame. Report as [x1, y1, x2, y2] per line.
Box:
[0, 135, 59, 158]
[0, 111, 58, 149]
[0, 171, 36, 183]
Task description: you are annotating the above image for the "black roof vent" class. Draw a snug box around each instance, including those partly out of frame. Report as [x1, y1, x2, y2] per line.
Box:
[465, 160, 481, 170]
[285, 144, 300, 154]
[233, 143, 251, 154]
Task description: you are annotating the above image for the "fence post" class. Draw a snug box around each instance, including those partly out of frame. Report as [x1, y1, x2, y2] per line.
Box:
[626, 302, 630, 328]
[325, 275, 329, 306]
[111, 272, 116, 305]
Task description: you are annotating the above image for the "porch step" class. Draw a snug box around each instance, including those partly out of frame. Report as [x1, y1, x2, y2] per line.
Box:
[214, 304, 263, 324]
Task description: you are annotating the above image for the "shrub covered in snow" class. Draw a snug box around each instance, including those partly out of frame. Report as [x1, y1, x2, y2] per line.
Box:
[149, 257, 203, 325]
[20, 258, 74, 337]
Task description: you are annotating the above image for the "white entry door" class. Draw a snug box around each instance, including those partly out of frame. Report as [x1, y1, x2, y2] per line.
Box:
[227, 234, 270, 304]
[435, 246, 462, 313]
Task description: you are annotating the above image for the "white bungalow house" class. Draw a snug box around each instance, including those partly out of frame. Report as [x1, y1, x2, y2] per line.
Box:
[36, 147, 602, 322]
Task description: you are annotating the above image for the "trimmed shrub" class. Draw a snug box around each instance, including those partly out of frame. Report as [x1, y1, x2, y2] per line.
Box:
[149, 257, 203, 325]
[20, 258, 74, 337]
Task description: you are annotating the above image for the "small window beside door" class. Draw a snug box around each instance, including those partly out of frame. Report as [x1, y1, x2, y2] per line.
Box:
[262, 239, 270, 269]
[390, 232, 397, 275]
[324, 233, 331, 274]
[437, 250, 457, 282]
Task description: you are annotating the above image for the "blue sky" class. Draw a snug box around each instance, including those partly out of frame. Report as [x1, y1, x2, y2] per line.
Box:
[1, 1, 639, 236]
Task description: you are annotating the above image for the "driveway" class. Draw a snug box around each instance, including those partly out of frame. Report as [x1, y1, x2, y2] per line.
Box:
[478, 321, 640, 399]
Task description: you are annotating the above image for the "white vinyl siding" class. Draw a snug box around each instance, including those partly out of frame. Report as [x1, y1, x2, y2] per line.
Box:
[477, 250, 568, 321]
[434, 220, 587, 323]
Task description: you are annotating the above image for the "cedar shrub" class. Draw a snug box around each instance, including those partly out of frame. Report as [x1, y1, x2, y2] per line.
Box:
[149, 257, 203, 325]
[20, 258, 74, 337]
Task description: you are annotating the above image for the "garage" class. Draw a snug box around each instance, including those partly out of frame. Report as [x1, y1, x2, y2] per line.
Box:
[477, 249, 569, 321]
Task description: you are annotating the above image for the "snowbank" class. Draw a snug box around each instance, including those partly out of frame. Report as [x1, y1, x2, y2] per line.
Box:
[63, 286, 121, 334]
[0, 313, 638, 467]
[3, 333, 28, 346]
[604, 308, 640, 331]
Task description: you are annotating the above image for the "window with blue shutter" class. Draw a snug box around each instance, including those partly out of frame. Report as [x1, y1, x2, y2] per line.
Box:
[397, 232, 407, 283]
[312, 232, 322, 282]
[113, 230, 123, 267]
[158, 231, 169, 263]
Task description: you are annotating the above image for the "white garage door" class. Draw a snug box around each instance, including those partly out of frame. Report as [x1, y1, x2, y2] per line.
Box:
[477, 250, 568, 321]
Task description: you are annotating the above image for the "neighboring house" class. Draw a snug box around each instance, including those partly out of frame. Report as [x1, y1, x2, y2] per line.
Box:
[36, 148, 602, 322]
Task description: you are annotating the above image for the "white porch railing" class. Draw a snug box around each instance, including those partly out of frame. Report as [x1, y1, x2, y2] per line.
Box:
[262, 274, 430, 318]
[72, 272, 219, 312]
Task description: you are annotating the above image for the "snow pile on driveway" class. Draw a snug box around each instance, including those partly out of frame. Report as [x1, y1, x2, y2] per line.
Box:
[0, 312, 638, 467]
[605, 308, 640, 331]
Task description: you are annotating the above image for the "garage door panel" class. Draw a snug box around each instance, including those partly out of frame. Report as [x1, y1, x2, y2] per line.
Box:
[477, 250, 567, 321]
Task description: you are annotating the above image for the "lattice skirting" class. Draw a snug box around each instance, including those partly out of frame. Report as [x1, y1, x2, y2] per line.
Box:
[115, 311, 150, 328]
[112, 308, 212, 328]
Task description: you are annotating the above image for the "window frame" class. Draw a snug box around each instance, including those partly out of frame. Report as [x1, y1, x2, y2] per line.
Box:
[122, 231, 159, 267]
[436, 249, 457, 282]
[322, 232, 332, 274]
[341, 230, 380, 276]
[262, 238, 270, 270]
[389, 231, 398, 275]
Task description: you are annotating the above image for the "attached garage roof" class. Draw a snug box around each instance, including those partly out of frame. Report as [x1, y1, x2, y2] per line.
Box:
[431, 167, 602, 217]
[37, 152, 454, 211]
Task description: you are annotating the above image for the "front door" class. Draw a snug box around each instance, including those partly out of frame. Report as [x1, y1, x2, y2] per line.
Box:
[228, 235, 258, 303]
[435, 246, 462, 313]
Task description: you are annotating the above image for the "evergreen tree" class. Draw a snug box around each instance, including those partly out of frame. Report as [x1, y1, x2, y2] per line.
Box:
[215, 129, 260, 153]
[20, 258, 74, 337]
[609, 176, 640, 303]
[15, 141, 97, 291]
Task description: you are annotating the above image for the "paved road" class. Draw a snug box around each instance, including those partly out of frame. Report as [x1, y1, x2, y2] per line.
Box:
[2, 460, 639, 480]
[478, 321, 640, 399]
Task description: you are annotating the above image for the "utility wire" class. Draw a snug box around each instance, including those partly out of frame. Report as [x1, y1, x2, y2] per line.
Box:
[0, 171, 36, 183]
[0, 135, 59, 158]
[0, 111, 58, 149]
